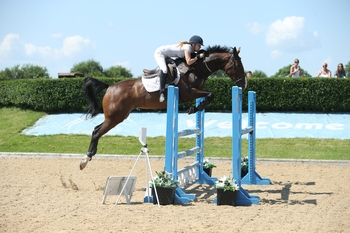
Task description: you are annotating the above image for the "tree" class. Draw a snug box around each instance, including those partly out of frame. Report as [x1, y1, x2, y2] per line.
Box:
[71, 59, 105, 77]
[104, 65, 133, 78]
[0, 64, 49, 80]
[272, 65, 311, 78]
[251, 70, 268, 78]
[344, 61, 350, 77]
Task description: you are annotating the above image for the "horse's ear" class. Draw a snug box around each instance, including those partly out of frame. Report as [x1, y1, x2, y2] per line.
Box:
[232, 47, 241, 57]
[232, 47, 237, 56]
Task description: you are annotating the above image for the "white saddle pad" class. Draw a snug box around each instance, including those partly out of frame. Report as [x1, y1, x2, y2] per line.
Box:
[141, 67, 181, 93]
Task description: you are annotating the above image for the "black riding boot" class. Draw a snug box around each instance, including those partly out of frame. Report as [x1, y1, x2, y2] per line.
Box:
[159, 71, 167, 102]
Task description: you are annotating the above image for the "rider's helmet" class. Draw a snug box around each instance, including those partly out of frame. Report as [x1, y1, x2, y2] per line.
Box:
[189, 35, 204, 46]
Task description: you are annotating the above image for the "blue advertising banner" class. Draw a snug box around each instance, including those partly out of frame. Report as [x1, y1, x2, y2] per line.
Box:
[22, 112, 350, 139]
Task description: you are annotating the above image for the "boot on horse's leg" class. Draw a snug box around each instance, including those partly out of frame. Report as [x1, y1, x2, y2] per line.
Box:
[159, 70, 167, 102]
[80, 125, 101, 170]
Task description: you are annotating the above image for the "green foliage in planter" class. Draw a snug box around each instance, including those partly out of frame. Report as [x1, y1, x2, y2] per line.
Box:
[149, 171, 179, 188]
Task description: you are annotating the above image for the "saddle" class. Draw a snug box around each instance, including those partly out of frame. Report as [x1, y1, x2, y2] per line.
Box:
[142, 58, 178, 84]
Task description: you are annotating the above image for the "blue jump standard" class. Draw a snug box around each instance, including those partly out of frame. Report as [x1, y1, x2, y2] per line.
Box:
[144, 86, 217, 205]
[213, 87, 270, 206]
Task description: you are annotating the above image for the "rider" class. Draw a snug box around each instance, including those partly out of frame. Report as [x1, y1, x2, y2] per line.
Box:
[154, 35, 205, 102]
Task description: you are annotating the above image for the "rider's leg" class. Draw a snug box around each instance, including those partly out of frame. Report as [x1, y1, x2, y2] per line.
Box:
[159, 70, 167, 102]
[154, 48, 168, 102]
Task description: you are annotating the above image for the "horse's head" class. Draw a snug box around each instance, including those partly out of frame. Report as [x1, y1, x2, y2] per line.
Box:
[196, 46, 247, 90]
[223, 47, 247, 90]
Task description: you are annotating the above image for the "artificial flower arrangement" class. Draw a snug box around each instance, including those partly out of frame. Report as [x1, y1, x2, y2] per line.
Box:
[149, 171, 179, 188]
[203, 158, 216, 169]
[214, 175, 239, 191]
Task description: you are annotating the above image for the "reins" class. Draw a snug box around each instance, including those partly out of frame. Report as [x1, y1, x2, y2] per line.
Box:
[204, 60, 213, 73]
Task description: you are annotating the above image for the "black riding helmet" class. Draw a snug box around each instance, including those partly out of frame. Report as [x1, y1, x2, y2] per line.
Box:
[189, 35, 204, 46]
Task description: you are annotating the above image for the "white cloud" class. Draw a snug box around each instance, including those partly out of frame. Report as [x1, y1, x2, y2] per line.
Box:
[61, 35, 94, 57]
[0, 33, 95, 73]
[0, 34, 20, 51]
[24, 43, 52, 58]
[0, 34, 22, 62]
[246, 22, 264, 35]
[266, 16, 320, 53]
[270, 50, 282, 59]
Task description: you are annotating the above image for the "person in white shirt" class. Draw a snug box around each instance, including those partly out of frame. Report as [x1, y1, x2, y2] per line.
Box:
[317, 62, 332, 77]
[290, 59, 302, 77]
[154, 35, 205, 102]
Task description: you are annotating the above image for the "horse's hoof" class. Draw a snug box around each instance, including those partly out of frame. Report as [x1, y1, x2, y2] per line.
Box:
[80, 155, 91, 170]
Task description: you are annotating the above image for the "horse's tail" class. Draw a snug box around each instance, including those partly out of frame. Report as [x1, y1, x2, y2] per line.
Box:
[82, 77, 109, 118]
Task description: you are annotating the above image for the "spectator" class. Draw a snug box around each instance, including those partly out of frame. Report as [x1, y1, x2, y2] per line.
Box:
[334, 63, 346, 78]
[316, 62, 332, 77]
[246, 71, 252, 78]
[290, 59, 302, 77]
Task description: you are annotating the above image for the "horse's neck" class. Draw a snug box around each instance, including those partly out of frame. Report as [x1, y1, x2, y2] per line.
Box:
[177, 62, 192, 75]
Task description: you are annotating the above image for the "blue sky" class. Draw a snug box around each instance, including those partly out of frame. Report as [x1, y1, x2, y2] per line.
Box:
[1, 0, 349, 78]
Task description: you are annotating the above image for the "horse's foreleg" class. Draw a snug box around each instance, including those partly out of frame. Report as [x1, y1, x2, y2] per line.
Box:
[187, 92, 214, 114]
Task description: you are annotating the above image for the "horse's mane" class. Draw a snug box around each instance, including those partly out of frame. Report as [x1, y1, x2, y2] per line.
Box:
[205, 45, 232, 55]
[174, 45, 232, 65]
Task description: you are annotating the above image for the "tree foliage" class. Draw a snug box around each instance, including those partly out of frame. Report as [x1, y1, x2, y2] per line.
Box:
[70, 59, 105, 77]
[251, 70, 268, 78]
[104, 65, 133, 78]
[70, 59, 133, 78]
[344, 61, 350, 77]
[0, 64, 49, 80]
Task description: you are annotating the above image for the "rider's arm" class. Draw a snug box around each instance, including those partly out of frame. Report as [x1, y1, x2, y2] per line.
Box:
[184, 50, 203, 66]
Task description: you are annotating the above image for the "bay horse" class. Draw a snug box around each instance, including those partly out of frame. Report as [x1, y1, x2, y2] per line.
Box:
[80, 46, 246, 170]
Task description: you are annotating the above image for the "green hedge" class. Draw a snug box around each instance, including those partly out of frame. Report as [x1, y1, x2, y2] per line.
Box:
[1, 77, 349, 113]
[205, 78, 350, 112]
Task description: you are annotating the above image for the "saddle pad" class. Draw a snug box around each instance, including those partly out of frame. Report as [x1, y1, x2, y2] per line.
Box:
[141, 67, 181, 93]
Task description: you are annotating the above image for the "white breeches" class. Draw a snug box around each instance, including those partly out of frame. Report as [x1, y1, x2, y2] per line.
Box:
[154, 46, 168, 74]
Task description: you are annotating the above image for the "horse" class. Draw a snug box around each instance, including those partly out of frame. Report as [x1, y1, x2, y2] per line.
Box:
[79, 45, 246, 170]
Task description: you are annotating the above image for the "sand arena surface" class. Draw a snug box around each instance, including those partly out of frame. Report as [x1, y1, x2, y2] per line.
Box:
[1, 156, 349, 233]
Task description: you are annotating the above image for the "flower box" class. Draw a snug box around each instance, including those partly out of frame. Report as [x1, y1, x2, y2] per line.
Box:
[203, 167, 212, 177]
[151, 187, 176, 205]
[214, 175, 239, 206]
[216, 189, 237, 206]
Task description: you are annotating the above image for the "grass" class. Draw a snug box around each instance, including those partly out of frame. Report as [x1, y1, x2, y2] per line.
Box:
[0, 108, 349, 160]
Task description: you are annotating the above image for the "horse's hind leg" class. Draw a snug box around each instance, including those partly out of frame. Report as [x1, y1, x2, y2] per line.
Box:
[80, 120, 116, 170]
[86, 123, 103, 156]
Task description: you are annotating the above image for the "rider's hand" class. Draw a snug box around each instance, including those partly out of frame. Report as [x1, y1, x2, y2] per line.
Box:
[197, 53, 205, 59]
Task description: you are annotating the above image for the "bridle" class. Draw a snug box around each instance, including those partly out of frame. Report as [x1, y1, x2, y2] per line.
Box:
[192, 51, 245, 86]
[227, 53, 245, 85]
